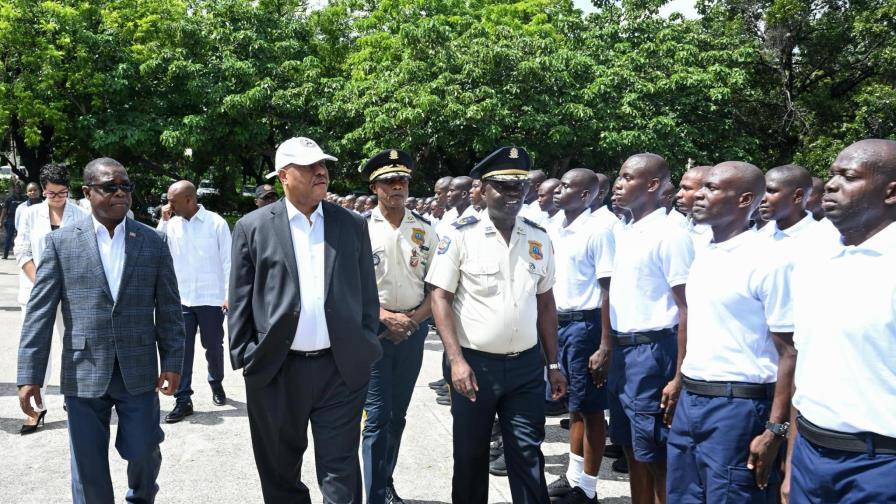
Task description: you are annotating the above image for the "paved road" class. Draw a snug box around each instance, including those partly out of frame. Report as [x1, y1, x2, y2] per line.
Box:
[0, 257, 632, 502]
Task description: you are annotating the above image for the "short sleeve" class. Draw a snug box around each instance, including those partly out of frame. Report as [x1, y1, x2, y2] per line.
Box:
[536, 233, 556, 294]
[591, 228, 615, 280]
[421, 223, 439, 275]
[756, 255, 795, 333]
[425, 228, 463, 293]
[660, 229, 695, 287]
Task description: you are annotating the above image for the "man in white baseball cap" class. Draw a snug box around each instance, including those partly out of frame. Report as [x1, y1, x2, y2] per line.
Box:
[265, 137, 338, 179]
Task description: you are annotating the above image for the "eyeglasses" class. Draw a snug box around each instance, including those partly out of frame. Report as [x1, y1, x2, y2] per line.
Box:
[87, 182, 135, 194]
[43, 190, 69, 199]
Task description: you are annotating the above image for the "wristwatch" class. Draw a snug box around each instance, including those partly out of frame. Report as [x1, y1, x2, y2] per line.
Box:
[547, 363, 561, 371]
[765, 421, 790, 438]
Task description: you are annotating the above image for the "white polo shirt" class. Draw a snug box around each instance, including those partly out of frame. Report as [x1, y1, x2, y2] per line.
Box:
[792, 222, 896, 437]
[610, 208, 694, 332]
[549, 209, 615, 312]
[590, 205, 621, 233]
[667, 208, 689, 229]
[682, 229, 794, 383]
[762, 211, 817, 241]
[426, 213, 555, 354]
[519, 201, 550, 228]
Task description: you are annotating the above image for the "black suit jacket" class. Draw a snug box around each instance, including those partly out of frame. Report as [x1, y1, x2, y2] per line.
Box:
[228, 199, 382, 390]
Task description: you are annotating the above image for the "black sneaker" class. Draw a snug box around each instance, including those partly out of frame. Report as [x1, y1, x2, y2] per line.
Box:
[165, 402, 193, 423]
[611, 456, 628, 474]
[489, 452, 507, 476]
[556, 486, 597, 504]
[603, 444, 623, 459]
[385, 484, 405, 504]
[546, 401, 568, 417]
[547, 474, 573, 500]
[428, 377, 446, 390]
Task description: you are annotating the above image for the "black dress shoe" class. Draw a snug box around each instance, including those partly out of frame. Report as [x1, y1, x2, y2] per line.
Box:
[548, 474, 573, 500]
[611, 456, 628, 474]
[165, 402, 193, 423]
[428, 377, 446, 390]
[546, 401, 568, 417]
[560, 418, 570, 430]
[489, 452, 507, 476]
[211, 387, 226, 406]
[435, 384, 450, 396]
[436, 395, 451, 406]
[603, 443, 623, 459]
[385, 484, 405, 504]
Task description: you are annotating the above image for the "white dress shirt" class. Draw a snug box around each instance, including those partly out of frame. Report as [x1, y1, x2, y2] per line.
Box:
[93, 216, 126, 301]
[285, 200, 331, 351]
[792, 222, 896, 436]
[549, 209, 615, 312]
[682, 230, 794, 383]
[435, 207, 459, 238]
[610, 208, 694, 332]
[157, 205, 232, 306]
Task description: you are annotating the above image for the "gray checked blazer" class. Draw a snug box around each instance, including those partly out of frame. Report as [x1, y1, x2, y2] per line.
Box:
[17, 216, 185, 398]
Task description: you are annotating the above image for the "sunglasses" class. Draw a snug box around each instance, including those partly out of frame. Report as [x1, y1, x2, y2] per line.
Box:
[87, 182, 136, 194]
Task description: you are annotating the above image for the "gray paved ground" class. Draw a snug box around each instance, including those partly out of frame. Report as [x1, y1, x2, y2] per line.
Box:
[0, 257, 632, 502]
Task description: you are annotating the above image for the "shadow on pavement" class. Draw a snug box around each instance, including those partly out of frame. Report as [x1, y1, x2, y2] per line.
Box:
[161, 398, 248, 426]
[0, 416, 68, 435]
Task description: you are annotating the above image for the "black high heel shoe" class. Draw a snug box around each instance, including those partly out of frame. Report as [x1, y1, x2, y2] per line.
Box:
[20, 410, 47, 435]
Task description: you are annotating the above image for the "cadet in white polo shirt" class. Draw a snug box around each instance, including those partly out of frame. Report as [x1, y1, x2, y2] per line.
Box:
[674, 165, 713, 244]
[545, 169, 615, 504]
[606, 153, 694, 504]
[758, 164, 818, 241]
[427, 146, 566, 504]
[589, 172, 620, 232]
[787, 139, 896, 503]
[360, 149, 438, 504]
[667, 161, 796, 503]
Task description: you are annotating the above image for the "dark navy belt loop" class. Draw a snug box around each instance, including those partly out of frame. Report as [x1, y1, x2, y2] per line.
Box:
[726, 383, 733, 402]
[866, 433, 876, 457]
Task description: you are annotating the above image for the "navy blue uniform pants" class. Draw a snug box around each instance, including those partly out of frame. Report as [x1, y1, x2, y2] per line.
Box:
[175, 305, 225, 403]
[667, 389, 780, 503]
[65, 361, 164, 504]
[3, 218, 16, 258]
[445, 345, 549, 504]
[790, 425, 896, 503]
[362, 322, 428, 504]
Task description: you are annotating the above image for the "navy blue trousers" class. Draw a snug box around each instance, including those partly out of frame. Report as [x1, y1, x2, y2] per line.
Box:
[3, 218, 15, 258]
[790, 426, 896, 503]
[667, 389, 780, 503]
[362, 322, 428, 504]
[65, 361, 163, 504]
[175, 305, 225, 403]
[445, 346, 549, 504]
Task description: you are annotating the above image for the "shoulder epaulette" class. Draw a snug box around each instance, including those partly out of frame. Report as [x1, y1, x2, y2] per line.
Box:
[452, 215, 480, 229]
[411, 211, 431, 226]
[522, 217, 546, 233]
[362, 210, 372, 219]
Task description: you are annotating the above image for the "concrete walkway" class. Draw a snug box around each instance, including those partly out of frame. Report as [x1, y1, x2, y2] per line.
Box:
[0, 257, 632, 502]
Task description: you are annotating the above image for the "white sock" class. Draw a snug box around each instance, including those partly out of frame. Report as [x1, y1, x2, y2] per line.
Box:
[566, 451, 584, 486]
[577, 472, 598, 499]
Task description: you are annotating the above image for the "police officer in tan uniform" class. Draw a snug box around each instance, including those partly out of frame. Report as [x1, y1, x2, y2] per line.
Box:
[427, 146, 567, 504]
[361, 149, 438, 504]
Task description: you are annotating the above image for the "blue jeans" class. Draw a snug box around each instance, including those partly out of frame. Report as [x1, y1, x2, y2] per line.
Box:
[362, 322, 428, 504]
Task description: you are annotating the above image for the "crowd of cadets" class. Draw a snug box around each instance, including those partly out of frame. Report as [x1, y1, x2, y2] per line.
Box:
[348, 139, 895, 504]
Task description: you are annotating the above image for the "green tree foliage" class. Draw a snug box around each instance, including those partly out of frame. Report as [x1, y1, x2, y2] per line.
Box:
[0, 0, 892, 199]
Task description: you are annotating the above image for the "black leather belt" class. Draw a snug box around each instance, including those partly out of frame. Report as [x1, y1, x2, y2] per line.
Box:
[558, 309, 597, 322]
[798, 415, 896, 455]
[682, 377, 775, 399]
[462, 345, 537, 360]
[288, 348, 331, 358]
[611, 327, 675, 347]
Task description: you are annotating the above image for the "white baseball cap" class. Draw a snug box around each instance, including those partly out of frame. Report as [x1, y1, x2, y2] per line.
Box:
[267, 137, 337, 178]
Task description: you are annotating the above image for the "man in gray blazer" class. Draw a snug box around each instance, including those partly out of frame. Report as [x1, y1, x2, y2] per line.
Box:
[229, 137, 382, 503]
[17, 158, 185, 504]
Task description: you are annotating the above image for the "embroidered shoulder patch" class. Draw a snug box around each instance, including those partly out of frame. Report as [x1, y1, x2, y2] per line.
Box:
[437, 236, 452, 255]
[528, 240, 543, 261]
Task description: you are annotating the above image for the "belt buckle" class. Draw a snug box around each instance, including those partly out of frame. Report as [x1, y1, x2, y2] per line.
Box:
[505, 351, 521, 358]
[306, 350, 324, 357]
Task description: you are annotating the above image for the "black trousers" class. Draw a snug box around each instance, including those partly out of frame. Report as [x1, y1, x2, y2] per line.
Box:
[246, 352, 367, 504]
[445, 346, 549, 504]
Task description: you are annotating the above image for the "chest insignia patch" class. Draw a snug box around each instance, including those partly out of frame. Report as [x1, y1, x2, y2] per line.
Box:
[437, 236, 451, 255]
[528, 240, 543, 261]
[411, 227, 425, 246]
[409, 249, 420, 268]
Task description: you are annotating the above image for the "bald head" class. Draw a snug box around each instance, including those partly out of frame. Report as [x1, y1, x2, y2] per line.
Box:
[447, 176, 473, 211]
[538, 178, 561, 214]
[806, 176, 825, 220]
[759, 164, 812, 226]
[691, 161, 765, 230]
[556, 168, 599, 214]
[434, 176, 453, 207]
[767, 164, 812, 193]
[716, 161, 766, 204]
[824, 139, 896, 242]
[675, 165, 712, 215]
[526, 170, 547, 204]
[613, 153, 670, 216]
[627, 153, 670, 182]
[166, 180, 199, 219]
[590, 173, 611, 211]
